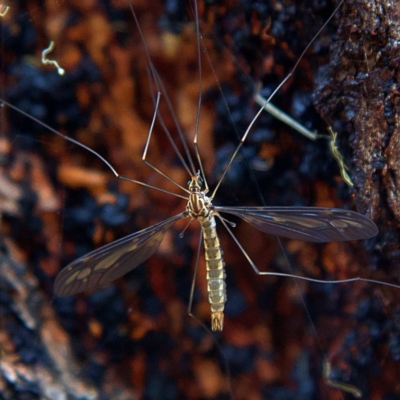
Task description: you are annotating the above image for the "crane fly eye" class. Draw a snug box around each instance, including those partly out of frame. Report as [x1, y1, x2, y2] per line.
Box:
[187, 180, 191, 187]
[198, 179, 203, 187]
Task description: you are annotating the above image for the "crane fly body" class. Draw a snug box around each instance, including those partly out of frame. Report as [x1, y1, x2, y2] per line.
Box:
[1, 0, 394, 337]
[53, 162, 379, 332]
[185, 173, 226, 331]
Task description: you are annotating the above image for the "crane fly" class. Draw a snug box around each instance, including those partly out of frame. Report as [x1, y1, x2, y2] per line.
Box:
[0, 0, 393, 336]
[52, 182, 378, 331]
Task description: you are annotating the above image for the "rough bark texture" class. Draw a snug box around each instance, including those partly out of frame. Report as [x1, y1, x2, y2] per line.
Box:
[314, 0, 400, 263]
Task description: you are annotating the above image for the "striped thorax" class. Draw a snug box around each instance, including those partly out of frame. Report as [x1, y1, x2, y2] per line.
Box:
[186, 174, 227, 331]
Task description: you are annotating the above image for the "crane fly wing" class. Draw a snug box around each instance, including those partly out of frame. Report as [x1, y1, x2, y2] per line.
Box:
[214, 206, 378, 242]
[54, 213, 185, 296]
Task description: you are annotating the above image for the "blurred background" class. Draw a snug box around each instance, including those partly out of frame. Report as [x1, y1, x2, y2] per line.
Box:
[1, 0, 400, 399]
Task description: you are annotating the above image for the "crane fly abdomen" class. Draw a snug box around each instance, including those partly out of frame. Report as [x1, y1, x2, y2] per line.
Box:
[201, 216, 226, 331]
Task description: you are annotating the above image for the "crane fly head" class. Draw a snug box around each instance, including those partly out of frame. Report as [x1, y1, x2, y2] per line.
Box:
[188, 172, 203, 193]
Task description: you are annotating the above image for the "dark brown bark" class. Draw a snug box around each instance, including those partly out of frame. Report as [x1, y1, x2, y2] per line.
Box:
[314, 0, 400, 263]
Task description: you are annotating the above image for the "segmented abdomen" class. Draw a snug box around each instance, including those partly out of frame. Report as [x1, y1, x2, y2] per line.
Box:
[201, 216, 226, 331]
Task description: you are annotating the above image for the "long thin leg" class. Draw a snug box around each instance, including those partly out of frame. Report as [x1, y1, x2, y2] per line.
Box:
[216, 213, 400, 290]
[146, 67, 195, 177]
[141, 91, 191, 194]
[253, 92, 322, 141]
[193, 19, 266, 206]
[210, 0, 345, 200]
[187, 232, 203, 319]
[127, 1, 197, 178]
[0, 99, 189, 201]
[192, 1, 209, 194]
[254, 93, 354, 187]
[323, 360, 362, 398]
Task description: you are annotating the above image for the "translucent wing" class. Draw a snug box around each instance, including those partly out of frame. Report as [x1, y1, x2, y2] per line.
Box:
[54, 213, 184, 296]
[214, 206, 378, 242]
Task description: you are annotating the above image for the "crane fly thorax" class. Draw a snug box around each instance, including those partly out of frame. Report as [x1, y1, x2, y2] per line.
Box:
[187, 191, 212, 220]
[186, 173, 212, 220]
